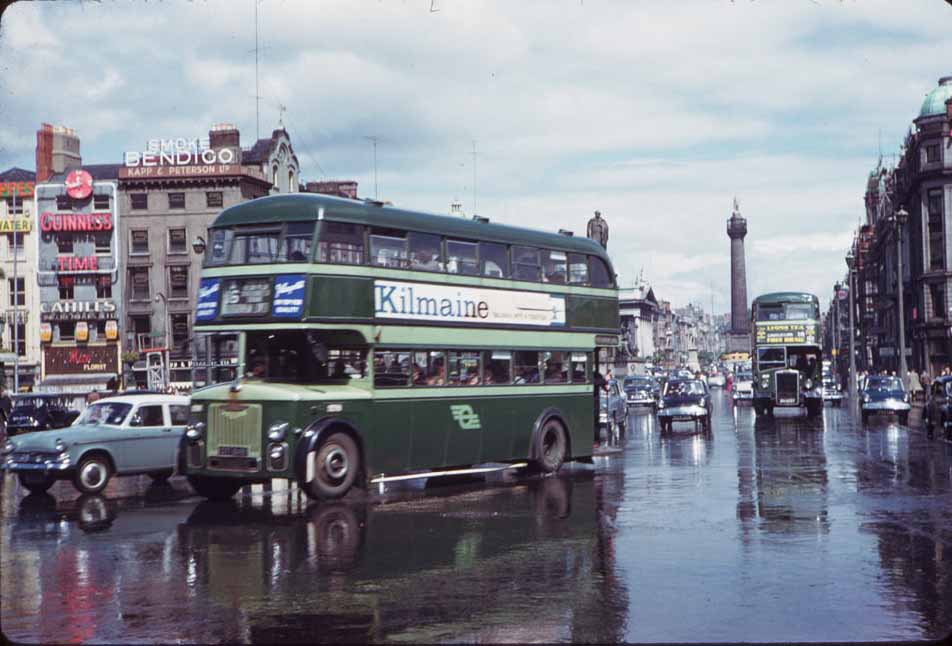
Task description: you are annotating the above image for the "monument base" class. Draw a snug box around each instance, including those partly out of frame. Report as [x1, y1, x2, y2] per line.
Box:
[726, 332, 751, 354]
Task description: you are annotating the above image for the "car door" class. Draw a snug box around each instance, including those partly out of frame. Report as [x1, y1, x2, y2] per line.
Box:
[126, 404, 170, 471]
[165, 404, 190, 470]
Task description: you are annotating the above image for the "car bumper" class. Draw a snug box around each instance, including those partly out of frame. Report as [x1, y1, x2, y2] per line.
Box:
[658, 405, 707, 419]
[823, 392, 844, 401]
[626, 396, 655, 406]
[862, 401, 911, 412]
[3, 458, 72, 474]
[732, 391, 753, 400]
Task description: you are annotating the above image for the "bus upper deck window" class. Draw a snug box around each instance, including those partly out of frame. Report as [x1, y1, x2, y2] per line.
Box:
[446, 239, 478, 275]
[207, 229, 232, 266]
[409, 232, 444, 272]
[479, 242, 509, 278]
[370, 228, 409, 269]
[542, 250, 568, 284]
[512, 246, 541, 282]
[589, 256, 613, 287]
[318, 221, 364, 265]
[568, 253, 588, 285]
[282, 222, 314, 262]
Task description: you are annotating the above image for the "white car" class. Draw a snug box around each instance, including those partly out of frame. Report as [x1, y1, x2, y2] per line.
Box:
[707, 372, 726, 388]
[732, 371, 754, 403]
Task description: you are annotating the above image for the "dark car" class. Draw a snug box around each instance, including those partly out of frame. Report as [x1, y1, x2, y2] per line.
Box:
[6, 394, 80, 436]
[922, 375, 952, 440]
[657, 378, 712, 435]
[860, 375, 911, 425]
[623, 375, 658, 410]
[822, 374, 843, 407]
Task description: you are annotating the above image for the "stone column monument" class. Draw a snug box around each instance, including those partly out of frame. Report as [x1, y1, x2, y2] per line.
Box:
[726, 198, 751, 353]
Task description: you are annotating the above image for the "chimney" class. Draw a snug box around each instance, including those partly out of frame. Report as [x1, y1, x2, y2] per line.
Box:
[36, 123, 81, 183]
[209, 123, 240, 149]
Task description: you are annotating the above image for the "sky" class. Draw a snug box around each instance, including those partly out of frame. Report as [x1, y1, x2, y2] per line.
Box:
[1, 0, 950, 315]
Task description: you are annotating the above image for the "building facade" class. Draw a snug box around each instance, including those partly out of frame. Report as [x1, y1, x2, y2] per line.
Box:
[617, 284, 659, 375]
[0, 168, 41, 390]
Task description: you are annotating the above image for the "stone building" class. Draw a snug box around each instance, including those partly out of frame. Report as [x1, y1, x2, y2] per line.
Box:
[0, 167, 41, 389]
[117, 124, 293, 388]
[617, 284, 659, 375]
[858, 76, 952, 375]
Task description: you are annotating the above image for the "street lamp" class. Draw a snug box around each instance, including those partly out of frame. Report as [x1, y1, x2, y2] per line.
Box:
[846, 248, 858, 400]
[153, 292, 169, 391]
[833, 281, 841, 382]
[894, 206, 909, 384]
[191, 235, 206, 255]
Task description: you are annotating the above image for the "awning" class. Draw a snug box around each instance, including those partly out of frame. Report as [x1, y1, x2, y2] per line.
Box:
[37, 373, 113, 394]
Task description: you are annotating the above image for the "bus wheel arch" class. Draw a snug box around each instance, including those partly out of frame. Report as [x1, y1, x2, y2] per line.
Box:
[295, 418, 366, 500]
[529, 408, 570, 473]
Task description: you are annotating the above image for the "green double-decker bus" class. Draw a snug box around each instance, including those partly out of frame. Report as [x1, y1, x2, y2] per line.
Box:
[183, 193, 619, 500]
[750, 292, 823, 418]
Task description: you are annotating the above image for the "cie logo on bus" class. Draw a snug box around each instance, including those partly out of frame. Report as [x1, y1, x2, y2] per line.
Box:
[450, 404, 481, 430]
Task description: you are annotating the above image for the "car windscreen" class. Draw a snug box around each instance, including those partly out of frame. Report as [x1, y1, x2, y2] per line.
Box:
[76, 402, 133, 426]
[865, 377, 903, 393]
[624, 378, 652, 389]
[736, 372, 752, 380]
[13, 397, 47, 410]
[664, 381, 705, 397]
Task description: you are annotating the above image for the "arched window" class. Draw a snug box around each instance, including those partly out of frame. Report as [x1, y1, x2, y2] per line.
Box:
[272, 164, 279, 190]
[288, 169, 295, 193]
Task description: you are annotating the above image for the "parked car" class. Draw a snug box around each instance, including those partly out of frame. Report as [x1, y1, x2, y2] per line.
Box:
[822, 374, 843, 407]
[860, 375, 911, 425]
[600, 379, 627, 434]
[623, 375, 658, 410]
[707, 372, 726, 388]
[1, 394, 190, 495]
[732, 370, 754, 405]
[6, 394, 80, 436]
[922, 375, 952, 441]
[657, 378, 712, 435]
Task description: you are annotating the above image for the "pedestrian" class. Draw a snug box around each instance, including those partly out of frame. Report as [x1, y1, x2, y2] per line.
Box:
[726, 371, 733, 394]
[86, 391, 100, 405]
[907, 370, 922, 402]
[593, 367, 609, 447]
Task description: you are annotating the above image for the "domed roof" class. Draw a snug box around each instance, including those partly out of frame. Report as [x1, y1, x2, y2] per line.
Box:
[918, 76, 952, 118]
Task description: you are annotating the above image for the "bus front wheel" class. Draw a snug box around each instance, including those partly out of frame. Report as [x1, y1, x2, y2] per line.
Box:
[534, 419, 567, 473]
[306, 432, 360, 500]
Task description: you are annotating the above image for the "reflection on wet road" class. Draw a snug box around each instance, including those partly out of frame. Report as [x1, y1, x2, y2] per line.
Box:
[2, 392, 950, 643]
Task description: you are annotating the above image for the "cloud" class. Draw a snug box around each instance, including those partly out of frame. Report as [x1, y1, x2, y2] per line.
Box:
[0, 0, 949, 315]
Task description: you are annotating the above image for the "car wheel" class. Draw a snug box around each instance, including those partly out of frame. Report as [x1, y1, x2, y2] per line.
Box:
[18, 473, 55, 495]
[74, 454, 112, 495]
[187, 475, 243, 501]
[533, 419, 568, 474]
[305, 432, 361, 500]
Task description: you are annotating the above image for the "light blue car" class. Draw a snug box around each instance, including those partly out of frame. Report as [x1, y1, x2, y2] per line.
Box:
[2, 394, 190, 495]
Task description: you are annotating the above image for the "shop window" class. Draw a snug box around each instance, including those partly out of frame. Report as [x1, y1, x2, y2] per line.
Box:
[7, 277, 24, 306]
[131, 193, 148, 210]
[8, 323, 25, 356]
[93, 194, 110, 209]
[94, 231, 111, 254]
[169, 265, 189, 299]
[59, 321, 76, 341]
[96, 275, 112, 299]
[168, 228, 187, 254]
[58, 276, 74, 300]
[131, 230, 149, 255]
[206, 191, 223, 208]
[168, 192, 186, 209]
[130, 267, 150, 300]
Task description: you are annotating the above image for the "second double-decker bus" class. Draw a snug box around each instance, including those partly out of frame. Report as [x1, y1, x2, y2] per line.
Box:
[182, 193, 620, 500]
[750, 292, 823, 418]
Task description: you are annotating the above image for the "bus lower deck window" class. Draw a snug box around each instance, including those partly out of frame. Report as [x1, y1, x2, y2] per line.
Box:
[513, 351, 540, 383]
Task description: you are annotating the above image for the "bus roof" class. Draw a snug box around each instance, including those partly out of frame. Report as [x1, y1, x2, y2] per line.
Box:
[751, 292, 819, 306]
[211, 193, 613, 261]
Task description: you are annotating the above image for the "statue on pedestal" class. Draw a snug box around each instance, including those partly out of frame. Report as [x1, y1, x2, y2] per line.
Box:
[587, 210, 608, 249]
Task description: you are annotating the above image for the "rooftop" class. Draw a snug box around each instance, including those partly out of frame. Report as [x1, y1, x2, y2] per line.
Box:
[918, 76, 952, 119]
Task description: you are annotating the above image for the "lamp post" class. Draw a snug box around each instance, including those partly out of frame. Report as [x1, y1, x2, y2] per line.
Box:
[154, 292, 169, 390]
[894, 206, 909, 383]
[846, 249, 858, 400]
[833, 281, 840, 381]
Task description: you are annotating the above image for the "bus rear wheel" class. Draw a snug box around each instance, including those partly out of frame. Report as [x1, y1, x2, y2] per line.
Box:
[306, 432, 360, 500]
[534, 419, 567, 473]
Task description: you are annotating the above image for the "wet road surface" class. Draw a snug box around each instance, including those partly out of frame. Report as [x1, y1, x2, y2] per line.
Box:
[2, 390, 950, 643]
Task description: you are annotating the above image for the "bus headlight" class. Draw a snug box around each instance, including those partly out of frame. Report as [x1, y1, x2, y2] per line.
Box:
[761, 374, 770, 387]
[268, 421, 289, 443]
[186, 422, 206, 442]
